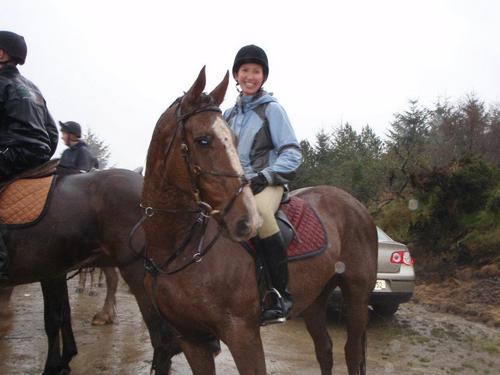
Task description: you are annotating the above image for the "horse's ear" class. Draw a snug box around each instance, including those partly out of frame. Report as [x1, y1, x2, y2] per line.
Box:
[209, 70, 229, 106]
[181, 66, 206, 111]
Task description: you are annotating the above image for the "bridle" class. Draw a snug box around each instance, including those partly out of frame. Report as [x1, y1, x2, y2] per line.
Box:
[132, 96, 249, 276]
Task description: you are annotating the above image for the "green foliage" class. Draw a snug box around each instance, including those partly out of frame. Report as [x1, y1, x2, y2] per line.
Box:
[410, 158, 498, 259]
[294, 96, 500, 267]
[374, 198, 414, 244]
[291, 123, 385, 204]
[83, 129, 111, 169]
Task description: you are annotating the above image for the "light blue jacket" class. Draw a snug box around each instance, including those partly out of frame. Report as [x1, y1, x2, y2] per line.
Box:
[224, 91, 302, 185]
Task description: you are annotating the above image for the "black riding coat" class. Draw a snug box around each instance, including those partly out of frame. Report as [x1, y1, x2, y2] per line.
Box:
[0, 65, 58, 156]
[58, 141, 99, 174]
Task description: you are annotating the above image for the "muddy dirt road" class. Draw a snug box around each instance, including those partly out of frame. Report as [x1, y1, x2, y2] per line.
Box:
[1, 280, 499, 374]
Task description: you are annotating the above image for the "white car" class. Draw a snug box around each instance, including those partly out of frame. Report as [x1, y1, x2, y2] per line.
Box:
[329, 227, 415, 316]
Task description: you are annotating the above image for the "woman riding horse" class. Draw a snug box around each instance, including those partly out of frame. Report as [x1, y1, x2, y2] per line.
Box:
[142, 68, 377, 375]
[224, 45, 303, 324]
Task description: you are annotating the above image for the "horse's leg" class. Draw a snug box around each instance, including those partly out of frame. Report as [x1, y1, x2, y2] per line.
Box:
[75, 270, 85, 293]
[41, 278, 63, 374]
[341, 282, 370, 375]
[88, 269, 97, 297]
[220, 321, 267, 375]
[41, 277, 77, 375]
[0, 285, 14, 314]
[119, 262, 179, 374]
[177, 338, 215, 375]
[60, 277, 78, 373]
[302, 287, 334, 375]
[98, 267, 105, 287]
[92, 267, 118, 325]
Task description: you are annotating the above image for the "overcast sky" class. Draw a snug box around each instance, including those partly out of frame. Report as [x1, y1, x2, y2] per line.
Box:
[3, 0, 499, 169]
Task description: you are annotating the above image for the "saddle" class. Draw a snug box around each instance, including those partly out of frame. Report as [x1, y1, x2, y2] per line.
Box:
[0, 160, 58, 226]
[247, 195, 328, 316]
[277, 196, 328, 260]
[246, 195, 328, 261]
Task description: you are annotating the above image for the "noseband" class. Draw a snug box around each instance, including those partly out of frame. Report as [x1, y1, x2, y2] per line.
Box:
[134, 96, 249, 276]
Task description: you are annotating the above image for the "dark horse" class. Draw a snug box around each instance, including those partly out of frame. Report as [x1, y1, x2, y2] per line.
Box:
[1, 168, 179, 374]
[141, 67, 378, 374]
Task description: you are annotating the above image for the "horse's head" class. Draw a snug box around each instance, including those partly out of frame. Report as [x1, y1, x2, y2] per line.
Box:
[144, 67, 261, 242]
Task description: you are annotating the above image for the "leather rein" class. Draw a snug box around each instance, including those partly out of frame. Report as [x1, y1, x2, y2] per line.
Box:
[131, 96, 248, 276]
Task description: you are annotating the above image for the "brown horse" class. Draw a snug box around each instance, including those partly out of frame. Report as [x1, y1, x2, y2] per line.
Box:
[1, 169, 179, 374]
[142, 67, 378, 375]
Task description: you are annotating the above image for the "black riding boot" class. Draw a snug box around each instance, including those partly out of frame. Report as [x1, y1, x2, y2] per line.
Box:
[260, 232, 293, 325]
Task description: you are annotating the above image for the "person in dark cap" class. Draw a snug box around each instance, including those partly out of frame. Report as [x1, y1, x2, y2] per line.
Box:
[57, 121, 99, 175]
[0, 31, 58, 183]
[224, 45, 302, 325]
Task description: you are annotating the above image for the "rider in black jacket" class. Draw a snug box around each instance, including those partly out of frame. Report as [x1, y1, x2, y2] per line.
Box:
[0, 31, 58, 183]
[1, 31, 59, 281]
[57, 121, 99, 175]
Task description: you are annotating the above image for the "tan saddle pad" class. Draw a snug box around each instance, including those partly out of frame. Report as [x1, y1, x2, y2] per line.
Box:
[0, 176, 54, 225]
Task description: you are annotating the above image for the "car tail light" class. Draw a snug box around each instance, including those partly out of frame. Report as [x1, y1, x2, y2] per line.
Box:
[390, 251, 414, 266]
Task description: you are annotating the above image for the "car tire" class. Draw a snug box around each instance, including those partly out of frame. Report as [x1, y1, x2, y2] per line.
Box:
[372, 303, 399, 317]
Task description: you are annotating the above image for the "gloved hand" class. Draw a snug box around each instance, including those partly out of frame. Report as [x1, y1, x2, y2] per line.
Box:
[250, 172, 268, 195]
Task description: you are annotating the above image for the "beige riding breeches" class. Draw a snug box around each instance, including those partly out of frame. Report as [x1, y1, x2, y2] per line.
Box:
[254, 185, 284, 239]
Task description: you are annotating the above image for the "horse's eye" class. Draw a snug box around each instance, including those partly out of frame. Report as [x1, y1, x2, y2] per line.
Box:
[195, 136, 211, 146]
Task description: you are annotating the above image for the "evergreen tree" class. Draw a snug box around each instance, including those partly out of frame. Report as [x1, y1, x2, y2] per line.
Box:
[83, 129, 111, 169]
[456, 96, 489, 158]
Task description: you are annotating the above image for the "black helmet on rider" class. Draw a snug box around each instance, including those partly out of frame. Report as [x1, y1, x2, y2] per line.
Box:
[0, 31, 27, 65]
[59, 121, 82, 138]
[232, 45, 269, 81]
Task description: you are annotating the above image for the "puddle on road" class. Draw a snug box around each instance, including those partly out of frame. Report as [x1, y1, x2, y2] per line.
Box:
[1, 282, 499, 374]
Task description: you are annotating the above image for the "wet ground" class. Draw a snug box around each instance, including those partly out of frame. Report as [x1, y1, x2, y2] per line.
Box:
[1, 279, 499, 375]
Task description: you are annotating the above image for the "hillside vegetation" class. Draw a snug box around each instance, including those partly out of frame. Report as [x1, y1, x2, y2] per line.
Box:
[292, 96, 500, 276]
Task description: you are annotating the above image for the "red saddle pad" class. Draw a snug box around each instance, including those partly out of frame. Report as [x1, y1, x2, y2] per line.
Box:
[280, 196, 328, 261]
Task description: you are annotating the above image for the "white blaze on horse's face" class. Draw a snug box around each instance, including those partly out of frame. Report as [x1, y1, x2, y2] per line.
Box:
[209, 114, 261, 240]
[212, 116, 244, 175]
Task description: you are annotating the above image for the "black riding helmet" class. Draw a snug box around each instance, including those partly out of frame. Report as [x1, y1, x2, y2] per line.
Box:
[0, 31, 27, 65]
[59, 121, 82, 138]
[232, 44, 269, 81]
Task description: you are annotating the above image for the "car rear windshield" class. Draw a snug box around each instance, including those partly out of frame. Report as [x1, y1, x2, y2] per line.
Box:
[377, 227, 393, 242]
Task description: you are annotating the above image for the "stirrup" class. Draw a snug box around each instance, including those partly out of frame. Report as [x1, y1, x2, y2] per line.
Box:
[260, 288, 287, 326]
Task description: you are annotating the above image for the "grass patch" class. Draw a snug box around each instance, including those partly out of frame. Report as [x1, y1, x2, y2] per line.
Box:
[481, 342, 499, 355]
[430, 327, 447, 339]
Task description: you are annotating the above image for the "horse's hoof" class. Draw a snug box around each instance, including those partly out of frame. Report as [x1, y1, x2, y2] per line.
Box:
[88, 291, 98, 297]
[92, 313, 113, 325]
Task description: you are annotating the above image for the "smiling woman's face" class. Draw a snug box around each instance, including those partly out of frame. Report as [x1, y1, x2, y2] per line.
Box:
[235, 63, 264, 96]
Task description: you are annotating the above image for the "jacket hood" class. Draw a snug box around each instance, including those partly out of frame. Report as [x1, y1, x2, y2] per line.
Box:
[237, 90, 277, 113]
